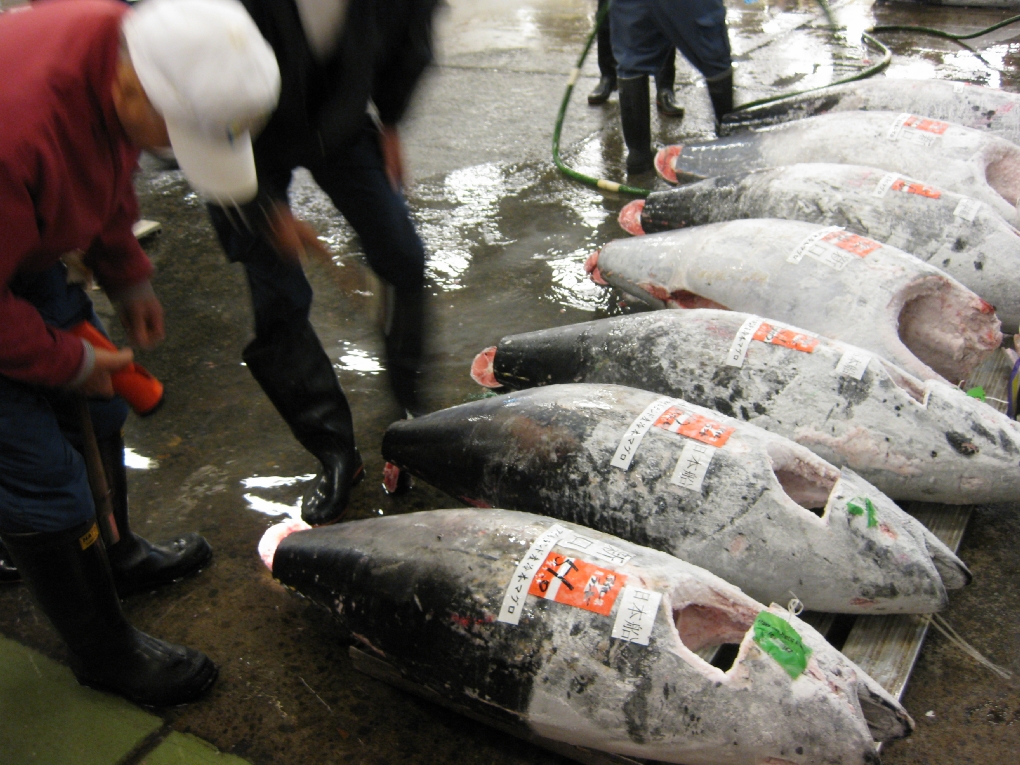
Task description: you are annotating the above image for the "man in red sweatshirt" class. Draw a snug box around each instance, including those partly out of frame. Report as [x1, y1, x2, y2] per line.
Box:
[0, 0, 279, 705]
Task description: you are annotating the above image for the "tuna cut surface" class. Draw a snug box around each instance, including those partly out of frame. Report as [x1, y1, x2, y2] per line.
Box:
[654, 111, 1020, 224]
[382, 384, 969, 614]
[267, 508, 913, 764]
[471, 310, 1020, 504]
[623, 163, 1020, 332]
[586, 218, 1002, 384]
[722, 79, 1020, 144]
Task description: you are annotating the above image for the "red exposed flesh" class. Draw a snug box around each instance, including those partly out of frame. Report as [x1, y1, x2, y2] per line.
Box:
[655, 145, 682, 185]
[470, 347, 500, 388]
[641, 284, 727, 309]
[585, 250, 608, 285]
[618, 200, 646, 236]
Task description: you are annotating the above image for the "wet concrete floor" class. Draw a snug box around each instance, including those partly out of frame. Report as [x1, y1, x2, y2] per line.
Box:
[2, 0, 1020, 763]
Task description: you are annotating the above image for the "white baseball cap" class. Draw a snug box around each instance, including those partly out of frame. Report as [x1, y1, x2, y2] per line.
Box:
[123, 0, 281, 204]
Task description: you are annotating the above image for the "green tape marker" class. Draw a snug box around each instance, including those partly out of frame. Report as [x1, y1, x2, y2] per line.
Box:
[753, 611, 811, 679]
[847, 496, 878, 528]
[966, 386, 986, 402]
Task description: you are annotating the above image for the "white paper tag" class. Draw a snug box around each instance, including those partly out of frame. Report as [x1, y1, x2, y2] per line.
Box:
[558, 533, 633, 566]
[670, 440, 716, 493]
[497, 524, 567, 625]
[872, 172, 900, 198]
[787, 226, 843, 265]
[611, 397, 675, 471]
[612, 586, 663, 646]
[835, 349, 871, 380]
[887, 113, 942, 148]
[953, 198, 981, 223]
[724, 316, 763, 367]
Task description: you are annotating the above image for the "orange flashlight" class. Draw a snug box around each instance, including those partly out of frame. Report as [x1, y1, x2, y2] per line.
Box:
[68, 321, 165, 416]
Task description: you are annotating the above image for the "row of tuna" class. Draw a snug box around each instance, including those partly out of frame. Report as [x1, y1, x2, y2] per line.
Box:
[257, 78, 1018, 763]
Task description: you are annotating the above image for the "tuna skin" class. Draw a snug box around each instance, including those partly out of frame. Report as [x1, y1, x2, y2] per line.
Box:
[722, 78, 1020, 144]
[637, 163, 1020, 332]
[660, 110, 1020, 224]
[270, 508, 913, 764]
[480, 309, 1020, 504]
[382, 383, 969, 614]
[589, 218, 1002, 384]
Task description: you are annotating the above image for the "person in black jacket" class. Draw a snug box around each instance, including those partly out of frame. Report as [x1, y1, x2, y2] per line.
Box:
[208, 0, 440, 526]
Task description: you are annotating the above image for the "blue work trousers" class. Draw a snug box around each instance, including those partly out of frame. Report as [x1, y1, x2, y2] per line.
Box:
[0, 265, 128, 533]
[610, 0, 732, 81]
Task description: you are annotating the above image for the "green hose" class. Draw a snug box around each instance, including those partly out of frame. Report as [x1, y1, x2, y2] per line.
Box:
[871, 13, 1020, 43]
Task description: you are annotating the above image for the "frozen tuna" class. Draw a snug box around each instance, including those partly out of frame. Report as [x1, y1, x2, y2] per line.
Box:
[586, 218, 1002, 383]
[654, 111, 1020, 224]
[620, 163, 1020, 331]
[471, 310, 1020, 504]
[722, 78, 1020, 145]
[382, 383, 969, 614]
[265, 508, 913, 764]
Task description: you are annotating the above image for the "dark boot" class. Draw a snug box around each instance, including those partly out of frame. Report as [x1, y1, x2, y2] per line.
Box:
[383, 284, 428, 418]
[654, 53, 684, 118]
[618, 75, 654, 175]
[0, 540, 20, 584]
[243, 320, 364, 526]
[707, 69, 734, 132]
[0, 520, 217, 706]
[589, 7, 616, 105]
[97, 431, 212, 597]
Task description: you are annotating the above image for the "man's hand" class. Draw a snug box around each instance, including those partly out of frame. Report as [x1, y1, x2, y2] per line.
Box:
[118, 295, 165, 350]
[80, 347, 134, 399]
[379, 125, 405, 192]
[266, 201, 332, 264]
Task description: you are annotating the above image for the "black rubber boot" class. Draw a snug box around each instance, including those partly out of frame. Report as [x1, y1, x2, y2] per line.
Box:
[0, 540, 20, 584]
[707, 69, 734, 133]
[384, 284, 428, 418]
[97, 431, 212, 597]
[243, 320, 364, 526]
[589, 5, 617, 105]
[618, 75, 654, 175]
[654, 54, 683, 118]
[0, 520, 217, 706]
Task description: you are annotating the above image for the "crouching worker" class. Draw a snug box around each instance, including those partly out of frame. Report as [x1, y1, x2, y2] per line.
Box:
[0, 0, 280, 705]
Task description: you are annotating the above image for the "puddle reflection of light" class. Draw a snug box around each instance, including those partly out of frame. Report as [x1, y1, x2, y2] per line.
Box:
[549, 249, 611, 311]
[942, 46, 1009, 89]
[124, 448, 158, 470]
[335, 347, 384, 373]
[241, 474, 314, 489]
[243, 494, 303, 520]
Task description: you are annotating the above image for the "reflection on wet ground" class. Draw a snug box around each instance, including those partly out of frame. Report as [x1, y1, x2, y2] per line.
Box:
[2, 0, 1020, 762]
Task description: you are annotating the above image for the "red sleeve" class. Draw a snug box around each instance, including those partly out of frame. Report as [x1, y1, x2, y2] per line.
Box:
[85, 157, 154, 297]
[0, 161, 85, 387]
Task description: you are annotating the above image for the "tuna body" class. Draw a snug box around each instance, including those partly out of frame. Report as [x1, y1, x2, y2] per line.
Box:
[382, 384, 969, 614]
[634, 164, 1020, 331]
[722, 79, 1020, 144]
[270, 508, 913, 764]
[475, 310, 1020, 504]
[657, 111, 1020, 224]
[587, 218, 1002, 384]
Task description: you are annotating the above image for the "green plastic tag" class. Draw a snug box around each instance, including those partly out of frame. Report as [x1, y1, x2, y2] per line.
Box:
[753, 611, 811, 679]
[966, 386, 987, 402]
[847, 496, 878, 528]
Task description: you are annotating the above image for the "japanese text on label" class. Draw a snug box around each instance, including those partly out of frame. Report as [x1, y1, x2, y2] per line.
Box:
[872, 172, 941, 199]
[611, 397, 675, 470]
[529, 553, 626, 616]
[671, 440, 716, 492]
[788, 227, 881, 271]
[953, 198, 982, 223]
[558, 533, 633, 566]
[835, 349, 871, 380]
[497, 524, 566, 625]
[887, 113, 948, 147]
[753, 322, 818, 353]
[612, 586, 663, 646]
[724, 316, 763, 367]
[654, 406, 735, 447]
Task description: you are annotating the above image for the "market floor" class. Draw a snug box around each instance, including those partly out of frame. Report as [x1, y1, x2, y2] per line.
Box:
[1, 1, 1019, 764]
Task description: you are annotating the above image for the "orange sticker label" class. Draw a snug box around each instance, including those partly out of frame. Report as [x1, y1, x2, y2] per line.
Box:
[752, 322, 819, 353]
[528, 553, 626, 616]
[902, 116, 948, 135]
[821, 230, 882, 258]
[653, 406, 735, 447]
[890, 178, 941, 199]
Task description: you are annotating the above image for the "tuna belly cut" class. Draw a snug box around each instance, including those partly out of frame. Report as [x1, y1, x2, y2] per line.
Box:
[589, 219, 1002, 383]
[382, 383, 969, 614]
[267, 508, 913, 765]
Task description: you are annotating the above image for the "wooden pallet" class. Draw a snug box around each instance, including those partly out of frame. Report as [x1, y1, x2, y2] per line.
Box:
[350, 352, 1012, 764]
